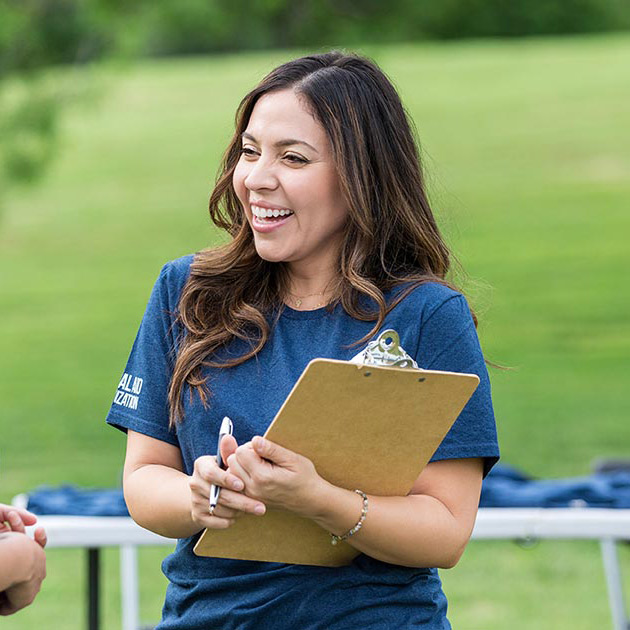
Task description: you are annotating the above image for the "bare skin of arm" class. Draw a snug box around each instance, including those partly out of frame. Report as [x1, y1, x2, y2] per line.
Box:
[308, 458, 483, 568]
[125, 429, 482, 569]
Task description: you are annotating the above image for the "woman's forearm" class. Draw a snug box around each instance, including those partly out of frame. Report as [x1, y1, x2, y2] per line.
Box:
[124, 465, 201, 539]
[309, 482, 472, 569]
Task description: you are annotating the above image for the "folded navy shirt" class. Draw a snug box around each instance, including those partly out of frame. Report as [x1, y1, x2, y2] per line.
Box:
[480, 464, 630, 509]
[26, 485, 129, 516]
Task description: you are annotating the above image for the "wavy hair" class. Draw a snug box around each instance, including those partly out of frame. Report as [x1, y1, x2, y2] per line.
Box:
[168, 50, 470, 425]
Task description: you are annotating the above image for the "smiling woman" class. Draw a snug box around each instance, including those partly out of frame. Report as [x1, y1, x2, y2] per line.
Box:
[105, 50, 499, 630]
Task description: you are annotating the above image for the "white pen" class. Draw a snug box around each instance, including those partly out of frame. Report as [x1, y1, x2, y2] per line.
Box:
[209, 416, 234, 514]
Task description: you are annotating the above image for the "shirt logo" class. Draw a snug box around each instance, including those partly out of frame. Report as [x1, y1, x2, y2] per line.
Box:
[349, 329, 419, 369]
[113, 372, 143, 410]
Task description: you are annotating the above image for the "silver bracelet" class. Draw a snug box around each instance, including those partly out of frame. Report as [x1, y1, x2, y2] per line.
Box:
[331, 490, 368, 545]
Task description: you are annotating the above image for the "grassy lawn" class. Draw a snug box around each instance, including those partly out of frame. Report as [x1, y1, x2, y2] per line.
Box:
[1, 34, 629, 628]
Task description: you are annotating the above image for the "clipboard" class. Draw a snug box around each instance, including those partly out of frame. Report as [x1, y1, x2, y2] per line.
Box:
[194, 358, 479, 566]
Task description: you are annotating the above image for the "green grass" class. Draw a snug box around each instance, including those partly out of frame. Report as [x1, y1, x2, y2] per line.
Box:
[1, 34, 629, 628]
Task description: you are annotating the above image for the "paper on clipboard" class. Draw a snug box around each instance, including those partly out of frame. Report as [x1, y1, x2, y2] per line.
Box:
[194, 358, 479, 566]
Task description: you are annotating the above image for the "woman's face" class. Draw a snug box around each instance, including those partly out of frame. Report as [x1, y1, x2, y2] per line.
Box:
[232, 89, 349, 273]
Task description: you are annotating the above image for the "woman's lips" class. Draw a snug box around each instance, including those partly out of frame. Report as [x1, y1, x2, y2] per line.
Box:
[249, 201, 295, 233]
[250, 202, 294, 218]
[251, 212, 294, 233]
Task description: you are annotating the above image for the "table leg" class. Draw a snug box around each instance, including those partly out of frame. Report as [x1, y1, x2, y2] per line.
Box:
[600, 539, 629, 630]
[88, 548, 100, 630]
[120, 545, 140, 630]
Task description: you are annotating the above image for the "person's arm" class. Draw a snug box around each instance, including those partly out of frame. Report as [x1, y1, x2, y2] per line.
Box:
[310, 457, 482, 568]
[227, 437, 483, 569]
[122, 430, 267, 539]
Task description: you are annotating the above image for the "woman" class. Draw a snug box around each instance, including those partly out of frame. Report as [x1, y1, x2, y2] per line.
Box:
[106, 51, 499, 629]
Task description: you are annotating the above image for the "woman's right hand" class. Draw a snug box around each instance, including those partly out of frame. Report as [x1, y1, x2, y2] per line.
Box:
[189, 435, 266, 530]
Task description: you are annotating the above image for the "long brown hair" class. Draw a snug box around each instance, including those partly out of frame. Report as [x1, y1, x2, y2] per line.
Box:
[168, 50, 468, 425]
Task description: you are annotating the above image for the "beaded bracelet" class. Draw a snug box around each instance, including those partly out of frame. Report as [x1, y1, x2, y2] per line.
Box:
[330, 490, 369, 545]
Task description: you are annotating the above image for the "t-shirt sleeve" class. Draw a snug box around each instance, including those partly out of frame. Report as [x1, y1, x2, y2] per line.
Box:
[105, 259, 190, 446]
[416, 293, 499, 477]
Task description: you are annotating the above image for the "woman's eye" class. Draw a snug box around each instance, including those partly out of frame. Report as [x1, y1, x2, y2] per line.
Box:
[239, 147, 258, 157]
[284, 154, 308, 164]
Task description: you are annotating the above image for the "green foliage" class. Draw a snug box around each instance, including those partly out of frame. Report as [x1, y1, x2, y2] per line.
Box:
[0, 86, 58, 183]
[127, 0, 630, 55]
[3, 0, 629, 66]
[0, 0, 111, 77]
[410, 0, 630, 39]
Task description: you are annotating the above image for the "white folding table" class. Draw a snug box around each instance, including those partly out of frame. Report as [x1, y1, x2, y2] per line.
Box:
[27, 508, 630, 630]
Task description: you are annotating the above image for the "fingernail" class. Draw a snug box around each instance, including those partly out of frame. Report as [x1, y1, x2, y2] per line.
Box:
[254, 504, 265, 515]
[232, 479, 244, 490]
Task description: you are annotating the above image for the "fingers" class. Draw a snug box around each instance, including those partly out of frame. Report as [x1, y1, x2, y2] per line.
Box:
[226, 449, 257, 489]
[215, 488, 266, 517]
[189, 454, 265, 530]
[190, 487, 235, 530]
[13, 509, 37, 527]
[193, 455, 244, 493]
[6, 510, 26, 534]
[220, 434, 238, 464]
[0, 503, 37, 525]
[0, 506, 37, 531]
[252, 436, 295, 466]
[34, 527, 47, 548]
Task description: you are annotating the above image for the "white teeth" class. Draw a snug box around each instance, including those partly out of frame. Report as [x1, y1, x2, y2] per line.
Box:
[251, 204, 293, 219]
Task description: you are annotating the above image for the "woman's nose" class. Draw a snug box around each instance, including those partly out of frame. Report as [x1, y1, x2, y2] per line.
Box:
[244, 157, 278, 191]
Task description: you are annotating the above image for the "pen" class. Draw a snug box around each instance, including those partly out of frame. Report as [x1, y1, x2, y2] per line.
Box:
[209, 416, 234, 515]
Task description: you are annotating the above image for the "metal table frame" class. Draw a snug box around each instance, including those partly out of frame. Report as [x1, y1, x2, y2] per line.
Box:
[28, 508, 630, 630]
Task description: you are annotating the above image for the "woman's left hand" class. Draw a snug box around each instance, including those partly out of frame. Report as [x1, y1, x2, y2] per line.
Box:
[226, 437, 326, 518]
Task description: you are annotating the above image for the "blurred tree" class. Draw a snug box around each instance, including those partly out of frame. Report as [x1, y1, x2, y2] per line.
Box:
[0, 0, 114, 198]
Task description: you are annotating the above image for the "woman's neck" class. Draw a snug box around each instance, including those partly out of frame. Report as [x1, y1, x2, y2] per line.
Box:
[285, 264, 339, 310]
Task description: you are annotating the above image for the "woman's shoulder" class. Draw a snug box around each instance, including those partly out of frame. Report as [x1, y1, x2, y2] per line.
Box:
[388, 280, 468, 320]
[149, 254, 195, 307]
[159, 253, 195, 281]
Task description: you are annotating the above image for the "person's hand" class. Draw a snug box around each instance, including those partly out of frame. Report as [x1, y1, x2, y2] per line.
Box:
[0, 504, 47, 550]
[0, 505, 38, 535]
[226, 437, 325, 517]
[189, 434, 267, 530]
[0, 532, 47, 616]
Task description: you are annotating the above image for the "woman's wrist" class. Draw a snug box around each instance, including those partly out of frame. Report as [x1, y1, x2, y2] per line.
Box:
[124, 466, 201, 539]
[305, 480, 366, 537]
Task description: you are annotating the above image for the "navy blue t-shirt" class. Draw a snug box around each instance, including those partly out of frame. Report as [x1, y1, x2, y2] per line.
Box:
[106, 254, 499, 630]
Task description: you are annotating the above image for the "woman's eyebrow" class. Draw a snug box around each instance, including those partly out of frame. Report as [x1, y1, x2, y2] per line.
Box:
[241, 132, 319, 154]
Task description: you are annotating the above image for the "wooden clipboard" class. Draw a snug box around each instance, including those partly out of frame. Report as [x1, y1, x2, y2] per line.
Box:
[194, 358, 479, 566]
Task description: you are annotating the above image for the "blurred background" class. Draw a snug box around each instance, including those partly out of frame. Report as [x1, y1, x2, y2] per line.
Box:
[1, 1, 629, 628]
